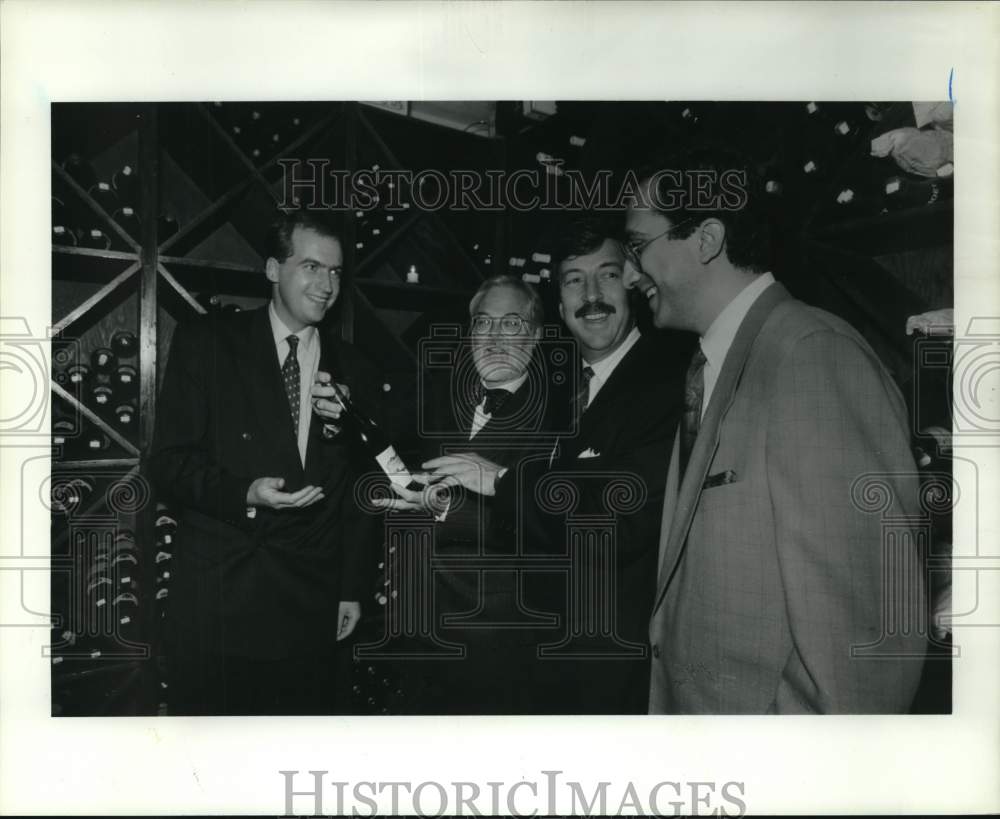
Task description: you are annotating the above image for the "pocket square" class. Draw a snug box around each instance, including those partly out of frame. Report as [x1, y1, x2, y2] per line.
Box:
[703, 469, 737, 489]
[577, 447, 601, 459]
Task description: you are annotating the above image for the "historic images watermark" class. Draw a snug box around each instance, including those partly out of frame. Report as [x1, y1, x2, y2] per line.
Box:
[276, 161, 751, 213]
[280, 769, 748, 817]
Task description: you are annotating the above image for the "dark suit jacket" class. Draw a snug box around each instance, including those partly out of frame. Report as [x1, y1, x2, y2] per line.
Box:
[495, 330, 688, 643]
[148, 306, 380, 660]
[650, 283, 927, 714]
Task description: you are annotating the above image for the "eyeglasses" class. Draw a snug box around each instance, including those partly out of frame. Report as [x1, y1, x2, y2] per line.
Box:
[470, 313, 534, 336]
[620, 218, 697, 270]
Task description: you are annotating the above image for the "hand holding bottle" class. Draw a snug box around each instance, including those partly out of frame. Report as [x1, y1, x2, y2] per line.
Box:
[311, 370, 351, 422]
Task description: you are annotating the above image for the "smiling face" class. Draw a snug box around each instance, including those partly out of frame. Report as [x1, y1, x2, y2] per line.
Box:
[266, 227, 343, 332]
[557, 238, 634, 364]
[623, 184, 703, 332]
[470, 284, 540, 386]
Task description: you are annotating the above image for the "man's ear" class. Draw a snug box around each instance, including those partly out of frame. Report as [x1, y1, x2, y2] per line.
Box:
[265, 257, 280, 284]
[697, 218, 726, 265]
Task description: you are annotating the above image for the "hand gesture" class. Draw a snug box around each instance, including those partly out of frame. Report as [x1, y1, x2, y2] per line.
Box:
[422, 453, 504, 497]
[246, 477, 324, 509]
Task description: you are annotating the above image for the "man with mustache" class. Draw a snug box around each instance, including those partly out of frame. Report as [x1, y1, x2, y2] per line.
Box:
[150, 209, 378, 715]
[432, 215, 688, 713]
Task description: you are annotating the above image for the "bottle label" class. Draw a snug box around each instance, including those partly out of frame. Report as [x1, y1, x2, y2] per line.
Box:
[374, 445, 413, 488]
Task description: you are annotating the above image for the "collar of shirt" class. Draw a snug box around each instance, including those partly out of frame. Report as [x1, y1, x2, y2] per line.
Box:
[698, 272, 775, 416]
[269, 301, 318, 359]
[479, 370, 529, 400]
[586, 326, 641, 404]
[469, 371, 528, 440]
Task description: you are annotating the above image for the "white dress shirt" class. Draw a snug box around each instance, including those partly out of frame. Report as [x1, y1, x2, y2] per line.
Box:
[469, 371, 529, 439]
[269, 302, 321, 465]
[698, 272, 776, 418]
[585, 326, 641, 409]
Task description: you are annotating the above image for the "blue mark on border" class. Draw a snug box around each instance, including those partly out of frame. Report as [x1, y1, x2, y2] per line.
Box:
[949, 68, 954, 103]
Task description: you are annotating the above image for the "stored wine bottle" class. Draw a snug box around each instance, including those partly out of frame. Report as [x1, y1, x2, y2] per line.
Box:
[112, 164, 138, 205]
[195, 292, 224, 314]
[112, 206, 141, 239]
[82, 228, 112, 250]
[832, 177, 884, 219]
[91, 347, 117, 374]
[158, 213, 179, 241]
[52, 195, 70, 232]
[62, 153, 97, 190]
[52, 225, 78, 246]
[315, 377, 424, 491]
[114, 364, 138, 391]
[114, 401, 136, 429]
[67, 363, 91, 387]
[90, 380, 114, 409]
[87, 181, 120, 215]
[110, 329, 137, 359]
[85, 428, 111, 452]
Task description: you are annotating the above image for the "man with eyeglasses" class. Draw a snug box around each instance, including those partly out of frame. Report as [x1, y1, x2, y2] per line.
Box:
[624, 146, 927, 714]
[150, 208, 380, 715]
[376, 274, 562, 713]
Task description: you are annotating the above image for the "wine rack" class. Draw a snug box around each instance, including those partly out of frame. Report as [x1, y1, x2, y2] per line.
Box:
[51, 101, 508, 715]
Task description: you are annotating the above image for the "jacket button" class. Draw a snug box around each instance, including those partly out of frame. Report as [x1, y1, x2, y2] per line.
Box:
[652, 644, 660, 659]
[241, 432, 252, 441]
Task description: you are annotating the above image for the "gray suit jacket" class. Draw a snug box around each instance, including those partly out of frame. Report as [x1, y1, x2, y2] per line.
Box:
[649, 282, 927, 713]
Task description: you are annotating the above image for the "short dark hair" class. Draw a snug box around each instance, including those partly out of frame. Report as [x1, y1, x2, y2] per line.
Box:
[551, 212, 624, 282]
[635, 144, 771, 273]
[469, 274, 544, 328]
[264, 208, 343, 264]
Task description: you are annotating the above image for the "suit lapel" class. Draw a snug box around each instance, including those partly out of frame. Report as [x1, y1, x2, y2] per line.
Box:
[236, 305, 304, 485]
[653, 283, 791, 610]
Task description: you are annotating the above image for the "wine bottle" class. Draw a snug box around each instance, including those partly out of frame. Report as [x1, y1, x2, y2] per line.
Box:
[316, 378, 424, 491]
[82, 228, 112, 250]
[67, 363, 91, 387]
[114, 364, 138, 391]
[62, 153, 97, 190]
[110, 330, 137, 359]
[85, 427, 111, 452]
[52, 225, 78, 247]
[114, 401, 136, 429]
[87, 181, 120, 215]
[112, 206, 141, 239]
[90, 380, 114, 409]
[112, 164, 138, 206]
[91, 347, 117, 374]
[195, 292, 224, 314]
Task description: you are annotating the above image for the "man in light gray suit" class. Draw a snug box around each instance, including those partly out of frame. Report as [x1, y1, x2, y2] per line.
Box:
[623, 146, 928, 714]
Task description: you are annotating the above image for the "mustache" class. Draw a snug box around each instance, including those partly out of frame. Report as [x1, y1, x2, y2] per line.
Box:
[575, 302, 617, 319]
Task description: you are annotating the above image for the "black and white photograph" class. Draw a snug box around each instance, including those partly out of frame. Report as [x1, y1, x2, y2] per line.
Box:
[46, 98, 953, 718]
[1, 2, 997, 816]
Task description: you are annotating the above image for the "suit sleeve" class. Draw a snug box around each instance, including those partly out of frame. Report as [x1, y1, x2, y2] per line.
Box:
[766, 329, 926, 713]
[147, 321, 253, 526]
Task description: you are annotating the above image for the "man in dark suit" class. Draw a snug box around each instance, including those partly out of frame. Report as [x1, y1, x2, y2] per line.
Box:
[489, 215, 688, 713]
[374, 275, 562, 713]
[149, 209, 378, 715]
[624, 146, 927, 713]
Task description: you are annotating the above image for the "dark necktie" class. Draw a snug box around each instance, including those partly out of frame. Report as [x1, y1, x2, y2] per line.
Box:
[678, 347, 707, 479]
[573, 364, 595, 426]
[281, 334, 300, 436]
[475, 384, 511, 416]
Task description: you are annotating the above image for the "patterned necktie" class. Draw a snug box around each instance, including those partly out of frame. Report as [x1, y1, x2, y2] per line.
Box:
[573, 365, 595, 426]
[678, 347, 707, 479]
[281, 334, 300, 436]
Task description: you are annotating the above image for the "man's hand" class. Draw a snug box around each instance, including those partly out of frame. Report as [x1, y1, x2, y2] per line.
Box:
[371, 473, 453, 514]
[337, 601, 361, 641]
[246, 477, 324, 509]
[311, 371, 351, 421]
[422, 453, 505, 497]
